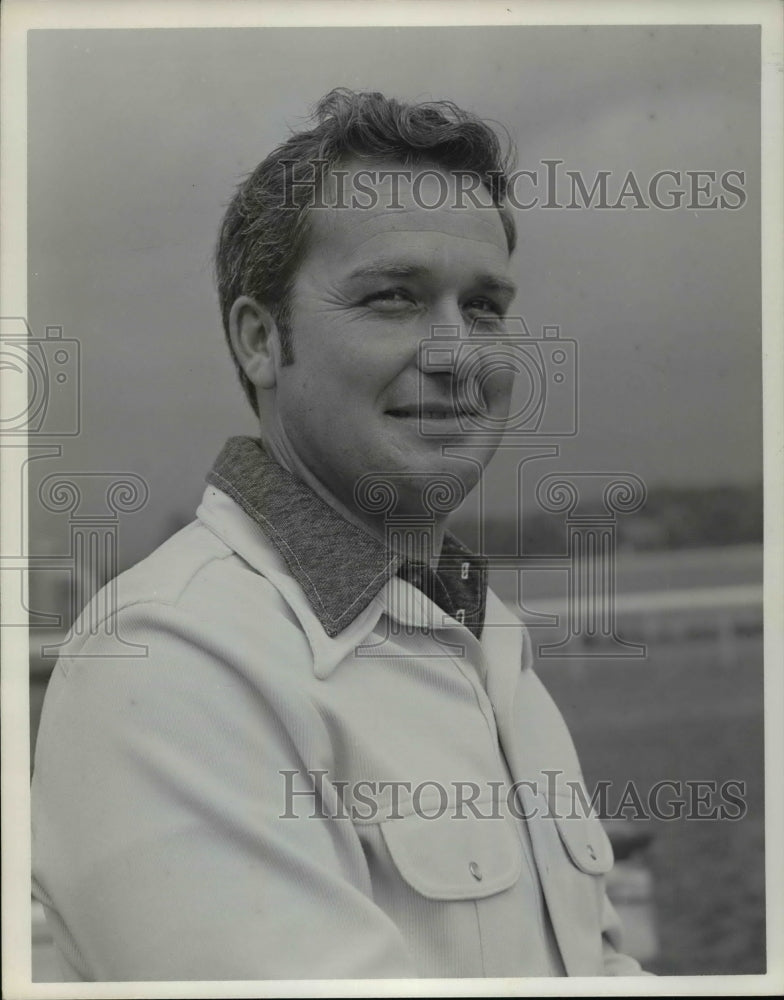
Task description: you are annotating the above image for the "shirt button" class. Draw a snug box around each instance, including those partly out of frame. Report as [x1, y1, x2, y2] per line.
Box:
[455, 609, 465, 624]
[461, 561, 470, 580]
[587, 843, 597, 861]
[469, 861, 483, 881]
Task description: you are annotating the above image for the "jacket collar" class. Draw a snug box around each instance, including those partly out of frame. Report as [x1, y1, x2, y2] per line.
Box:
[205, 436, 487, 640]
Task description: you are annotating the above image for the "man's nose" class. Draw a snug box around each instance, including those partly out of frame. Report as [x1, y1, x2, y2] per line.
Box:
[417, 320, 507, 381]
[417, 315, 472, 377]
[418, 328, 459, 376]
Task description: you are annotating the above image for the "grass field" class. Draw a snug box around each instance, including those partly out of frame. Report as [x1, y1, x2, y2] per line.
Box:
[538, 635, 765, 975]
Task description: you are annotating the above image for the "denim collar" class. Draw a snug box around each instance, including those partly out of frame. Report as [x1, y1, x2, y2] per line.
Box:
[207, 436, 488, 639]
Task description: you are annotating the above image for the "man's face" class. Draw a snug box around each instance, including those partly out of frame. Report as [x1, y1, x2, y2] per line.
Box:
[272, 159, 517, 517]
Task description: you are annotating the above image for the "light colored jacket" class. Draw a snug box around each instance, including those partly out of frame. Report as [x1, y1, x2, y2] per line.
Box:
[32, 482, 645, 981]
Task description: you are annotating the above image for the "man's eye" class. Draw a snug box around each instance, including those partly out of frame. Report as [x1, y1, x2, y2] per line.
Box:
[362, 289, 417, 311]
[464, 298, 505, 319]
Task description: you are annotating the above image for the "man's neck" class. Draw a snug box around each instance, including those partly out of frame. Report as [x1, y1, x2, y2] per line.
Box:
[259, 425, 446, 563]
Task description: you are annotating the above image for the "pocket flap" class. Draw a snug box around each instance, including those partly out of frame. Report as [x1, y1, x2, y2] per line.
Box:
[380, 810, 522, 900]
[553, 812, 614, 875]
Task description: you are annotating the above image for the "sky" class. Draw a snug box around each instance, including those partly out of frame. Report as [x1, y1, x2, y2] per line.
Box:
[25, 24, 762, 563]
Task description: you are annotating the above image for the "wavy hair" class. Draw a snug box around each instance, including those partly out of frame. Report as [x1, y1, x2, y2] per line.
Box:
[215, 88, 517, 414]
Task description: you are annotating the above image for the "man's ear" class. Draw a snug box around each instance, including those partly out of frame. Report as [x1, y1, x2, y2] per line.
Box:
[228, 296, 281, 391]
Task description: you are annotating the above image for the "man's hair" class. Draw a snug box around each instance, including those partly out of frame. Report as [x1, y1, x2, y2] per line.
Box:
[215, 88, 518, 415]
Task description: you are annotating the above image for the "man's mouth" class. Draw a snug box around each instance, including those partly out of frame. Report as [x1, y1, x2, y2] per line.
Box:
[385, 404, 477, 421]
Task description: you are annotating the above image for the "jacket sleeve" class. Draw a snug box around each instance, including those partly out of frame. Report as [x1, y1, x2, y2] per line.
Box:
[31, 601, 417, 982]
[599, 890, 654, 976]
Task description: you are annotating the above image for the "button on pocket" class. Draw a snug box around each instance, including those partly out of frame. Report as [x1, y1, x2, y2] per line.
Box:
[553, 811, 614, 875]
[380, 810, 521, 900]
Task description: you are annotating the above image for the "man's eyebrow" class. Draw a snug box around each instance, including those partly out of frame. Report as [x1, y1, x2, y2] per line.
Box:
[475, 274, 518, 299]
[345, 262, 518, 299]
[345, 261, 427, 282]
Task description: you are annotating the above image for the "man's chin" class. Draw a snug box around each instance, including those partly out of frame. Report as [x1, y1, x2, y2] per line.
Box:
[403, 433, 500, 477]
[377, 453, 483, 511]
[360, 426, 498, 500]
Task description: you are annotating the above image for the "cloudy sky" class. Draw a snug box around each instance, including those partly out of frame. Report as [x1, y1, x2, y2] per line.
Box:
[26, 24, 761, 561]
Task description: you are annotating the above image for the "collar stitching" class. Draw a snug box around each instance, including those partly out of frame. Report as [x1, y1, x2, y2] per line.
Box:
[210, 469, 398, 627]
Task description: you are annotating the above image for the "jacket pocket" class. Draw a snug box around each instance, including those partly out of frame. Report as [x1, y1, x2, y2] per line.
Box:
[526, 803, 616, 976]
[552, 808, 614, 876]
[380, 810, 522, 900]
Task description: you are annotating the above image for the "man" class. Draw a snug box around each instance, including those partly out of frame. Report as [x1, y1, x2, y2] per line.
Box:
[32, 89, 646, 980]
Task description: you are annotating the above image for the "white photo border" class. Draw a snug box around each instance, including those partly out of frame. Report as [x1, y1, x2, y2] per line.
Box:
[2, 1, 782, 997]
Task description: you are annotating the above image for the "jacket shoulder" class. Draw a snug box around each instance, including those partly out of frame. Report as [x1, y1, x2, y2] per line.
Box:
[66, 519, 300, 656]
[113, 520, 233, 605]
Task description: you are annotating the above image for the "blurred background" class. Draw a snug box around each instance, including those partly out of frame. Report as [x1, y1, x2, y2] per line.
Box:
[24, 25, 763, 977]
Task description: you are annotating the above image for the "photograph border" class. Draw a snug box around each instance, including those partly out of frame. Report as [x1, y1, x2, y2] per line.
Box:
[2, 1, 782, 997]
